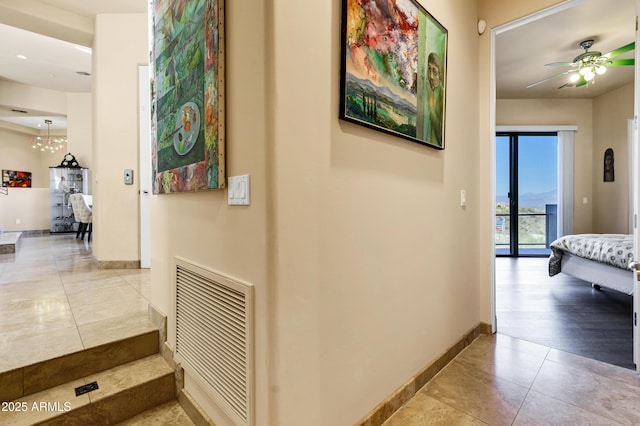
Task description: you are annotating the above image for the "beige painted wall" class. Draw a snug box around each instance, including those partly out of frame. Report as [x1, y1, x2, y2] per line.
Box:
[270, 0, 481, 423]
[150, 0, 481, 424]
[67, 93, 93, 174]
[0, 128, 57, 231]
[149, 0, 270, 422]
[0, 80, 67, 116]
[92, 13, 148, 263]
[0, 188, 50, 232]
[593, 83, 634, 233]
[496, 99, 595, 233]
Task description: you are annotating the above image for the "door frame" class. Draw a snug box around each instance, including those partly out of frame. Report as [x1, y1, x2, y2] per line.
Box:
[491, 0, 640, 371]
[632, 0, 640, 372]
[489, 0, 587, 333]
[138, 65, 151, 269]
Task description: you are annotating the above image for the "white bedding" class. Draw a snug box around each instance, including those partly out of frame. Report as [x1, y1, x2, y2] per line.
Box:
[548, 234, 635, 295]
[549, 234, 634, 275]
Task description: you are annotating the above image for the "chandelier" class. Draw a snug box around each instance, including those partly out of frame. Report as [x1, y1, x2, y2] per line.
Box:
[31, 119, 67, 153]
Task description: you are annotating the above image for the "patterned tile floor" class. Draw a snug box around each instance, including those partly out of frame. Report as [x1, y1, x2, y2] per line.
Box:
[0, 234, 154, 373]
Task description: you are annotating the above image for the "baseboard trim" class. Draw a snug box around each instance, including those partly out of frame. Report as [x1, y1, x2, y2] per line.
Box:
[178, 389, 217, 426]
[92, 258, 141, 269]
[355, 322, 491, 426]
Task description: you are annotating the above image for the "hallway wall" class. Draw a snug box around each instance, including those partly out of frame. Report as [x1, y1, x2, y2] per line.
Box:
[150, 0, 482, 424]
[92, 13, 148, 263]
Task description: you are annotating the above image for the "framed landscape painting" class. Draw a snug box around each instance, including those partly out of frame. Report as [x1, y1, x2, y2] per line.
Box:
[151, 0, 225, 194]
[340, 0, 447, 149]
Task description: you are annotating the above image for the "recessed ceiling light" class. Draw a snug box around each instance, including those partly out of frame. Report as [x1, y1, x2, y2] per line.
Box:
[16, 54, 27, 60]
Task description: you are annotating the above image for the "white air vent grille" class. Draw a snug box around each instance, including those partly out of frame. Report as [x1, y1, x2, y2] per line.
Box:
[175, 257, 254, 426]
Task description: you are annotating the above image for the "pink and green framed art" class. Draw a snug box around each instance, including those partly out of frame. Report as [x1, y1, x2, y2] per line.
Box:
[340, 0, 447, 149]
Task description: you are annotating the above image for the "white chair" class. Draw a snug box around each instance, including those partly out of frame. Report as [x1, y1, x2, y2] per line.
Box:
[69, 193, 92, 240]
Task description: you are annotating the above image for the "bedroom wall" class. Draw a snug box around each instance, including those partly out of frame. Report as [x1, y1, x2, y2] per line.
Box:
[496, 98, 594, 233]
[592, 83, 634, 234]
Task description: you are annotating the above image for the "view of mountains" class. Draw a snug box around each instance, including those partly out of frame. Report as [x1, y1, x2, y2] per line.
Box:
[345, 74, 417, 115]
[496, 190, 557, 210]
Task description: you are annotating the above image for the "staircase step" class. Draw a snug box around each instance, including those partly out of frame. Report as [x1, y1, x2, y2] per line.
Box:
[116, 401, 195, 425]
[0, 232, 21, 254]
[0, 330, 159, 403]
[0, 354, 174, 425]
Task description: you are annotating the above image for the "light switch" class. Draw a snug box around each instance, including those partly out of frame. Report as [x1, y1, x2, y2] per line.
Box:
[460, 190, 467, 207]
[124, 169, 134, 185]
[583, 197, 588, 204]
[228, 175, 250, 205]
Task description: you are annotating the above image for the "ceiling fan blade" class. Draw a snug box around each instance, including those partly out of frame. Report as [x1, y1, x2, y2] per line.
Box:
[608, 58, 634, 66]
[545, 61, 577, 67]
[556, 83, 574, 89]
[575, 76, 588, 87]
[602, 42, 635, 59]
[527, 70, 576, 88]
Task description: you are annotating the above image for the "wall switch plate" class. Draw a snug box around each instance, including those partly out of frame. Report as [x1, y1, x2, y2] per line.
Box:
[228, 175, 250, 205]
[460, 190, 467, 207]
[124, 169, 134, 185]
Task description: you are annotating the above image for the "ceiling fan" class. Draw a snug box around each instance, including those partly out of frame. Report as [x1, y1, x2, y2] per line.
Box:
[527, 39, 635, 89]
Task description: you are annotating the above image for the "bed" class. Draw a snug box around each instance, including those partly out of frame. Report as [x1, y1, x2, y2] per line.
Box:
[548, 234, 635, 295]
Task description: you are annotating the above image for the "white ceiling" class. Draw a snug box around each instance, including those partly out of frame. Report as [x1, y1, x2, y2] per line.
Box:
[0, 0, 148, 131]
[496, 0, 636, 99]
[0, 0, 635, 131]
[0, 23, 92, 94]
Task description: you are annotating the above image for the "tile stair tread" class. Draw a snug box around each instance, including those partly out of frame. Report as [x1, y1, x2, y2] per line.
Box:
[0, 329, 160, 402]
[115, 401, 195, 425]
[0, 354, 174, 426]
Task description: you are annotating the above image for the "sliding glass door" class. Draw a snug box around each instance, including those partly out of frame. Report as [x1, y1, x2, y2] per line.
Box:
[496, 132, 558, 256]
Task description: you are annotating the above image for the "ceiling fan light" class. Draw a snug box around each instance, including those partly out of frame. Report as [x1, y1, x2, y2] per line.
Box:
[596, 65, 607, 75]
[569, 73, 581, 83]
[584, 71, 595, 81]
[579, 66, 592, 76]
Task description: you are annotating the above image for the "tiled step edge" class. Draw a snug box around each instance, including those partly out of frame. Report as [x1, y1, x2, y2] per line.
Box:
[0, 330, 159, 403]
[0, 354, 174, 426]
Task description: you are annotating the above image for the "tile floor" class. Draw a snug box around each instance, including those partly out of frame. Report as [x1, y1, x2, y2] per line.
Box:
[5, 235, 640, 425]
[0, 234, 155, 373]
[384, 333, 640, 425]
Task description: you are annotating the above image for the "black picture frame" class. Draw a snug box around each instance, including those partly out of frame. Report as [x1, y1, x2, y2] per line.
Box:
[339, 0, 448, 149]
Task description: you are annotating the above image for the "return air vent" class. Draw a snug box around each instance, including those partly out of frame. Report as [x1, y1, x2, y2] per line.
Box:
[175, 257, 254, 426]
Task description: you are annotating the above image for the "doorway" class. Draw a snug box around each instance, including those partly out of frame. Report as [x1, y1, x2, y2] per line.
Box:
[495, 132, 558, 257]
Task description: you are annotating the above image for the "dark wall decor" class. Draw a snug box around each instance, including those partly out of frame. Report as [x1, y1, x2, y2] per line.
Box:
[339, 0, 448, 149]
[603, 148, 614, 182]
[2, 170, 32, 188]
